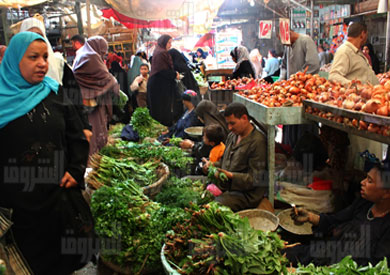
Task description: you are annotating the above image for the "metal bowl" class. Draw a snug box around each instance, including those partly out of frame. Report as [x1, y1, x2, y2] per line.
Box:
[237, 209, 279, 232]
[277, 208, 313, 235]
[184, 126, 204, 138]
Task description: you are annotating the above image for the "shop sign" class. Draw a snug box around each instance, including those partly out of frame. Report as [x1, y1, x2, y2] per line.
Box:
[259, 20, 272, 39]
[279, 18, 290, 44]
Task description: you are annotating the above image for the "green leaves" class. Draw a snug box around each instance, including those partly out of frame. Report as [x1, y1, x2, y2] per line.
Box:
[293, 256, 390, 275]
[131, 107, 167, 139]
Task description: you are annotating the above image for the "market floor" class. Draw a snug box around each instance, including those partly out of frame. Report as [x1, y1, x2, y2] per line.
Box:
[73, 261, 113, 275]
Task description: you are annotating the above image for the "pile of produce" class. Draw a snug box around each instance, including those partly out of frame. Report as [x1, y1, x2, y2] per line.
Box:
[308, 80, 390, 117]
[155, 176, 213, 208]
[91, 180, 190, 274]
[305, 106, 390, 137]
[193, 72, 208, 87]
[164, 202, 288, 274]
[87, 153, 161, 189]
[291, 256, 390, 274]
[377, 72, 390, 84]
[237, 69, 334, 107]
[210, 77, 254, 90]
[131, 107, 167, 139]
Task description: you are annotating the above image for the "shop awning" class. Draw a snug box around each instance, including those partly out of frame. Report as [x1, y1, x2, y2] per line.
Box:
[104, 0, 224, 20]
[194, 32, 215, 48]
[101, 8, 176, 29]
[0, 0, 47, 8]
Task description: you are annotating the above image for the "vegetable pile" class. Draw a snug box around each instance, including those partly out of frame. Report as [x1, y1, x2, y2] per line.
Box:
[207, 164, 228, 186]
[91, 180, 189, 274]
[237, 69, 333, 107]
[291, 256, 390, 274]
[210, 77, 255, 90]
[131, 107, 167, 139]
[164, 202, 288, 274]
[305, 106, 390, 137]
[87, 153, 160, 189]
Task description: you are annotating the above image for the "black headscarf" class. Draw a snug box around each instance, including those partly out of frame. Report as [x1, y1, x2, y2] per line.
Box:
[151, 34, 173, 76]
[195, 100, 229, 138]
[168, 48, 189, 73]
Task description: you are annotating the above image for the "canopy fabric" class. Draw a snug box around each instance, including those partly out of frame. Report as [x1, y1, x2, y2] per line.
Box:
[194, 32, 215, 48]
[101, 8, 176, 29]
[0, 0, 47, 8]
[104, 0, 224, 20]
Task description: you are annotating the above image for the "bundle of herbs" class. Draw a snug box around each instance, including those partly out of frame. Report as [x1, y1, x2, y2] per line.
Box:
[155, 176, 213, 208]
[87, 153, 160, 189]
[164, 202, 288, 274]
[91, 181, 190, 274]
[131, 107, 167, 139]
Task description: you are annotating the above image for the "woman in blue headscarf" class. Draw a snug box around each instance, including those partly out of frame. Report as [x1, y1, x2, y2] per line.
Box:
[0, 32, 91, 274]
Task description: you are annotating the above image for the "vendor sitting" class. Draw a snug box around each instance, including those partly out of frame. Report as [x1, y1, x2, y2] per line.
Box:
[159, 90, 202, 142]
[286, 162, 390, 266]
[203, 102, 267, 212]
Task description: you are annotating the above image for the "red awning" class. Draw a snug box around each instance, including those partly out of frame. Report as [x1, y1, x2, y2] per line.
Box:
[194, 32, 215, 48]
[101, 8, 176, 29]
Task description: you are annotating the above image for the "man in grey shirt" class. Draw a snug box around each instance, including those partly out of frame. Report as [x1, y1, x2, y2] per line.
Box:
[280, 31, 320, 148]
[280, 31, 320, 80]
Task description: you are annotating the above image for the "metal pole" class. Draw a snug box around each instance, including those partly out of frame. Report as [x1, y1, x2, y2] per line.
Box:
[86, 0, 91, 37]
[267, 125, 276, 207]
[75, 1, 84, 36]
[385, 11, 390, 72]
[1, 9, 9, 45]
[310, 0, 314, 37]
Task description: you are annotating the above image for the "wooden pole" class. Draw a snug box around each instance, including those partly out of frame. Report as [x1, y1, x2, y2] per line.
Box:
[75, 1, 84, 35]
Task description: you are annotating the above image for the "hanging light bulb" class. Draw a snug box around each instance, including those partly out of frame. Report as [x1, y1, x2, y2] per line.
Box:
[378, 0, 389, 13]
[249, 0, 255, 7]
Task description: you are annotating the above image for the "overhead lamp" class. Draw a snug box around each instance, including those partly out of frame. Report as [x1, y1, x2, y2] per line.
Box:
[249, 0, 255, 7]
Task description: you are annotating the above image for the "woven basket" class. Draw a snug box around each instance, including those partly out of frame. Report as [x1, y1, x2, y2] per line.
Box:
[237, 209, 279, 232]
[161, 244, 181, 275]
[143, 163, 169, 198]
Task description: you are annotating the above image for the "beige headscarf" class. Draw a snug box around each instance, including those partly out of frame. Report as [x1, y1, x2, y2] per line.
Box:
[20, 17, 63, 85]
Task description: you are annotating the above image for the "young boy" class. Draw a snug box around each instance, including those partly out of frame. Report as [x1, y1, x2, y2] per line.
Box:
[130, 63, 149, 107]
[203, 124, 226, 163]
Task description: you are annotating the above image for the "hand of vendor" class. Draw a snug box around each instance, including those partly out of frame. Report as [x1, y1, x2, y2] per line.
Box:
[180, 139, 194, 149]
[291, 207, 320, 226]
[60, 172, 78, 188]
[202, 157, 210, 174]
[217, 168, 233, 180]
[162, 138, 170, 145]
[176, 71, 180, 80]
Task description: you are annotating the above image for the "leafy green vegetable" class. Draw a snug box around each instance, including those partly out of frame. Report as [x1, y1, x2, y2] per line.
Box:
[155, 176, 213, 208]
[165, 202, 288, 274]
[131, 107, 167, 139]
[170, 136, 183, 147]
[208, 164, 229, 186]
[91, 181, 189, 273]
[292, 256, 390, 275]
[87, 153, 160, 188]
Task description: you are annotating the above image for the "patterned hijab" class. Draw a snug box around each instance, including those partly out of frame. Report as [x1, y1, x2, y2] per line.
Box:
[0, 32, 59, 129]
[231, 45, 256, 75]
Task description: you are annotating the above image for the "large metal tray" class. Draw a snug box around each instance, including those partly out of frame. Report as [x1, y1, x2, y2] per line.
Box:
[233, 94, 309, 125]
[303, 100, 390, 126]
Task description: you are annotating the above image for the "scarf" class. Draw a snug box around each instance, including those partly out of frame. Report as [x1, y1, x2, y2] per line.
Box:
[232, 46, 256, 75]
[150, 34, 173, 76]
[72, 36, 119, 99]
[20, 17, 63, 85]
[0, 32, 59, 129]
[195, 100, 229, 138]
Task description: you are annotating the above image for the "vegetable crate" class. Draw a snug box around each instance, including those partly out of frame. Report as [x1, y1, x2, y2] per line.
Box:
[209, 89, 234, 109]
